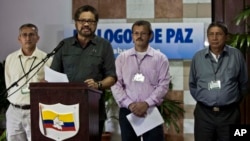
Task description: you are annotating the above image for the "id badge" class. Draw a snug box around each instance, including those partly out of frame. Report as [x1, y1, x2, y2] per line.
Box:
[132, 73, 145, 82]
[208, 80, 221, 90]
[21, 84, 30, 94]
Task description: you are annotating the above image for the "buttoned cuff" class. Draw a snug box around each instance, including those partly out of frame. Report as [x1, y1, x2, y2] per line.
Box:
[123, 99, 134, 109]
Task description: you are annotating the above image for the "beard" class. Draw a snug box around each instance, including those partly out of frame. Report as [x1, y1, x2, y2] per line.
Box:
[77, 27, 95, 38]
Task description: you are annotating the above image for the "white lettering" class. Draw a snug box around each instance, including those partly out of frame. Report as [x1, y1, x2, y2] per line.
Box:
[234, 129, 247, 136]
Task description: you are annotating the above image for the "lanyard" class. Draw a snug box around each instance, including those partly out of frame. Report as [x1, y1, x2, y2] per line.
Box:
[135, 54, 147, 73]
[19, 56, 36, 81]
[210, 55, 223, 80]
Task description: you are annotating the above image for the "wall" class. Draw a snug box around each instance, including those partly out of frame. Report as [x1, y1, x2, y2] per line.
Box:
[0, 0, 212, 141]
[0, 0, 72, 62]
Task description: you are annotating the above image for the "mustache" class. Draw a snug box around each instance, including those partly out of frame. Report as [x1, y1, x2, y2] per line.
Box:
[80, 27, 91, 31]
[136, 38, 143, 41]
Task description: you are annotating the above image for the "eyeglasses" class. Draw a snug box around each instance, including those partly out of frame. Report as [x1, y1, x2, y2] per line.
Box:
[77, 19, 96, 25]
[133, 32, 149, 37]
[20, 33, 36, 38]
[207, 32, 225, 37]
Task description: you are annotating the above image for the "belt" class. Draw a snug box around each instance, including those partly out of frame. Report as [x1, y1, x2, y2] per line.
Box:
[11, 103, 30, 110]
[197, 102, 238, 112]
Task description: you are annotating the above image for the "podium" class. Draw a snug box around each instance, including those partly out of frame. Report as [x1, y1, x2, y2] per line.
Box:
[30, 82, 101, 141]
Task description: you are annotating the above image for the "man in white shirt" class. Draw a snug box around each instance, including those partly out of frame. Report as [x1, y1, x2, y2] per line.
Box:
[4, 23, 51, 141]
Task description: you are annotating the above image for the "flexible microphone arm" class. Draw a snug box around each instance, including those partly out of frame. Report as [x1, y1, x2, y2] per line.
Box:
[46, 41, 64, 57]
[0, 41, 64, 98]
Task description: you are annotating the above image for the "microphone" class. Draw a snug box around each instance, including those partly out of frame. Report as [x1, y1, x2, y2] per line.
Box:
[47, 41, 64, 57]
[52, 41, 64, 54]
[3, 42, 65, 98]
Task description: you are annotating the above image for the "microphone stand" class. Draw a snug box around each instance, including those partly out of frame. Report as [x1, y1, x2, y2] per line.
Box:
[0, 50, 56, 99]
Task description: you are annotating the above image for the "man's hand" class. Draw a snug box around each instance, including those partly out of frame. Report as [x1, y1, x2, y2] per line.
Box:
[128, 102, 149, 117]
[84, 79, 98, 89]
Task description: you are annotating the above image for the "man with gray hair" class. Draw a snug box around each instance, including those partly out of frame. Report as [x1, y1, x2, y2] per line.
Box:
[5, 23, 51, 141]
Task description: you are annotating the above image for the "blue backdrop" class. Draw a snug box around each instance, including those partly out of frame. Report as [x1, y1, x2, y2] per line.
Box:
[64, 23, 204, 59]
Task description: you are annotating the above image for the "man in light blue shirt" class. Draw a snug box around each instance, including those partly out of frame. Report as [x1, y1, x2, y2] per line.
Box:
[189, 22, 248, 141]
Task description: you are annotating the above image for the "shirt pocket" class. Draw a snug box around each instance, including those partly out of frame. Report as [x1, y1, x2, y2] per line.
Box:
[225, 67, 238, 81]
[62, 53, 81, 79]
[145, 69, 158, 86]
[85, 53, 103, 79]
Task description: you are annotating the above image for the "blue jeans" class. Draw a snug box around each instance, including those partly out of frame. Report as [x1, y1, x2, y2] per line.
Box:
[119, 108, 165, 141]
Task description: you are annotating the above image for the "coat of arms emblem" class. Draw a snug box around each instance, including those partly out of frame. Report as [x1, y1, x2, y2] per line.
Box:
[39, 103, 79, 141]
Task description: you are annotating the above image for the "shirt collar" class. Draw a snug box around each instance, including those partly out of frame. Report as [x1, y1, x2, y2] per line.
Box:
[129, 46, 154, 57]
[204, 45, 229, 57]
[71, 34, 97, 46]
[17, 47, 38, 58]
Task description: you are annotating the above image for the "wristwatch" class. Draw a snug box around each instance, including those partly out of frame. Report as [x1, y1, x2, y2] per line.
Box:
[97, 81, 102, 90]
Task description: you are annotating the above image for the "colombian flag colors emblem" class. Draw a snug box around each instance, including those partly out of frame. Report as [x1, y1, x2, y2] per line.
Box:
[39, 103, 79, 141]
[42, 110, 76, 131]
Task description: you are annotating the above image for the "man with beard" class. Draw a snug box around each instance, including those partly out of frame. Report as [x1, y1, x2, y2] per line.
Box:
[50, 5, 117, 140]
[111, 20, 170, 141]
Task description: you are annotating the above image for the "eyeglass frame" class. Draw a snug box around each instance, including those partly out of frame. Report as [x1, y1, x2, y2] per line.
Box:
[76, 19, 97, 25]
[20, 33, 37, 38]
[132, 32, 150, 37]
[207, 32, 225, 37]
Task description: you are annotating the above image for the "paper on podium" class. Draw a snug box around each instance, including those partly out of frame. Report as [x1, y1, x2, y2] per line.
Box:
[44, 66, 69, 82]
[126, 106, 164, 136]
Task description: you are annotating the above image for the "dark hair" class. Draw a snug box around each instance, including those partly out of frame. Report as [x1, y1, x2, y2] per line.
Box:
[74, 5, 99, 22]
[132, 20, 153, 35]
[207, 22, 228, 35]
[19, 23, 38, 33]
